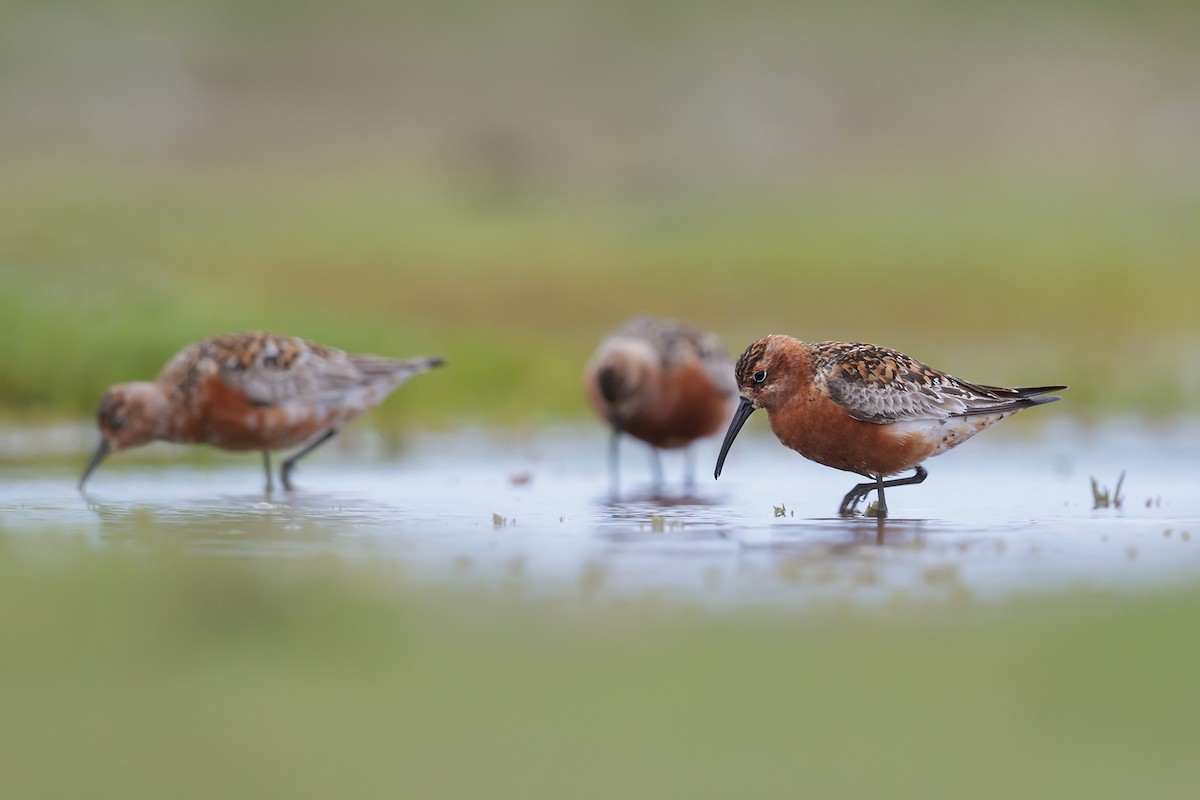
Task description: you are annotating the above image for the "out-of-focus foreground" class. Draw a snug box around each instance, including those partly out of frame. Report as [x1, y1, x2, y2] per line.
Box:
[1, 532, 1198, 800]
[2, 0, 1199, 425]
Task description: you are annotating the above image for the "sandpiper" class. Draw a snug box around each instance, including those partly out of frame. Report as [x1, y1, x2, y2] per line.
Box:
[714, 335, 1064, 517]
[585, 315, 736, 484]
[79, 332, 444, 491]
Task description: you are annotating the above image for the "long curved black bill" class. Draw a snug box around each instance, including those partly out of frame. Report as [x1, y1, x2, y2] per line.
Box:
[78, 440, 111, 491]
[714, 397, 756, 480]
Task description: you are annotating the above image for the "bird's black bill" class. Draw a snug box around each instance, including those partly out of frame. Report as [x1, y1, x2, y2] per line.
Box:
[714, 397, 756, 480]
[78, 440, 111, 491]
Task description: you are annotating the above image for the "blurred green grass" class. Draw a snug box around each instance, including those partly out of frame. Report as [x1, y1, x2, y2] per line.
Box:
[1, 531, 1198, 799]
[2, 0, 1199, 426]
[2, 167, 1198, 426]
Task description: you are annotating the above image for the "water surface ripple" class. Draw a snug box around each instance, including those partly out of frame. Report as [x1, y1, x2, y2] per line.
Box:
[2, 421, 1196, 610]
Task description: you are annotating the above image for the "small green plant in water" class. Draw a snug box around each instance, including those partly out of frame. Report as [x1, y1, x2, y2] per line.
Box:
[773, 504, 787, 518]
[865, 501, 881, 518]
[1091, 471, 1126, 509]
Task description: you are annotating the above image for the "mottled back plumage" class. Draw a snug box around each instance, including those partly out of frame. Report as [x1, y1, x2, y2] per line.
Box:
[160, 332, 441, 409]
[612, 315, 736, 397]
[811, 342, 1063, 424]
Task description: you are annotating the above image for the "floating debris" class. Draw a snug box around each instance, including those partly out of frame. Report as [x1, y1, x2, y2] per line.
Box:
[773, 504, 787, 518]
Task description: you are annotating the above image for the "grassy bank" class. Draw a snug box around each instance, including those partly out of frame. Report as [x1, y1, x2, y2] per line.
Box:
[3, 0, 1199, 425]
[0, 532, 1197, 798]
[3, 167, 1198, 426]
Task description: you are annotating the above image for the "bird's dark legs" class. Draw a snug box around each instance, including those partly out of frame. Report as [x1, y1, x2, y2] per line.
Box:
[683, 446, 696, 488]
[281, 428, 338, 491]
[262, 450, 274, 493]
[608, 429, 620, 490]
[649, 447, 664, 486]
[885, 465, 928, 494]
[838, 466, 928, 518]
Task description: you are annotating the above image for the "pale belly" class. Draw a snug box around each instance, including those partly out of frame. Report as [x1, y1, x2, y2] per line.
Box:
[895, 412, 1015, 460]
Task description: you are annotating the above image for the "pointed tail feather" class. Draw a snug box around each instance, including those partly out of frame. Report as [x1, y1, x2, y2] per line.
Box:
[1010, 384, 1068, 398]
[351, 355, 446, 388]
[969, 382, 1067, 398]
[957, 386, 1065, 417]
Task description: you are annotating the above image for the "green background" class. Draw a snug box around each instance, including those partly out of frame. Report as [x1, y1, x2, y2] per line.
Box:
[3, 0, 1198, 425]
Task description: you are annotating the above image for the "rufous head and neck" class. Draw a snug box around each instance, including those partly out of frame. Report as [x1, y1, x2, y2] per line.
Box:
[78, 382, 172, 490]
[586, 338, 663, 430]
[714, 335, 809, 479]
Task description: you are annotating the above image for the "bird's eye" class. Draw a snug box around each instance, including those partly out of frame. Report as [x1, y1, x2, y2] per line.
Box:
[110, 416, 125, 431]
[752, 370, 767, 384]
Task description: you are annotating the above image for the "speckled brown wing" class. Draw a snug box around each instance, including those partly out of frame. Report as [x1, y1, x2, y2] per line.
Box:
[617, 315, 736, 397]
[161, 333, 424, 408]
[234, 334, 362, 406]
[689, 328, 738, 397]
[815, 342, 1062, 424]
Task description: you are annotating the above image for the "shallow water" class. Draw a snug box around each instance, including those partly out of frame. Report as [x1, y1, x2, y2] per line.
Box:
[1, 420, 1197, 610]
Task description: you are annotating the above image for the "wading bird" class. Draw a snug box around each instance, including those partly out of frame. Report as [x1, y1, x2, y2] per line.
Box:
[79, 332, 444, 492]
[714, 335, 1064, 517]
[585, 316, 736, 485]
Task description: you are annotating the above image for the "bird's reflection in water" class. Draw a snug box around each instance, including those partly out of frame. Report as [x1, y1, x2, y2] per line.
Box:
[81, 491, 360, 557]
[593, 486, 732, 542]
[746, 516, 934, 551]
[730, 517, 951, 593]
[744, 518, 984, 601]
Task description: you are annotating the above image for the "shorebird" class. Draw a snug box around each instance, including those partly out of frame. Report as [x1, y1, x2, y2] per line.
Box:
[713, 335, 1064, 517]
[79, 332, 444, 492]
[585, 315, 736, 484]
